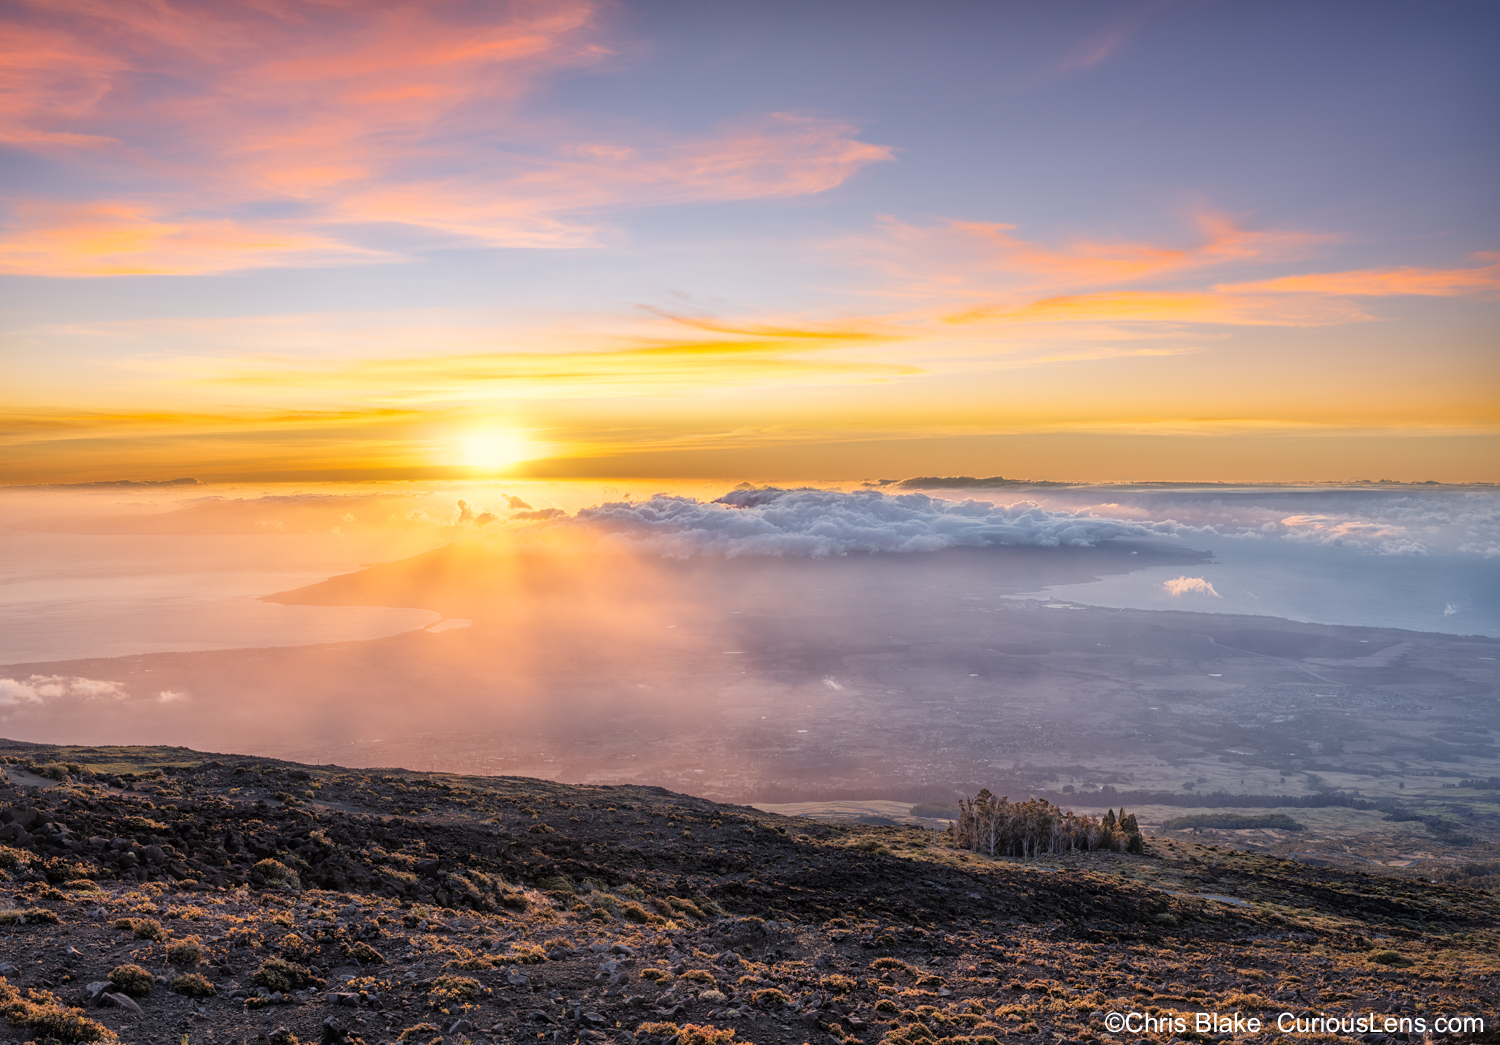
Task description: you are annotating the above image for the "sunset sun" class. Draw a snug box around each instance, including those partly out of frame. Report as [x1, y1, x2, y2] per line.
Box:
[458, 431, 532, 472]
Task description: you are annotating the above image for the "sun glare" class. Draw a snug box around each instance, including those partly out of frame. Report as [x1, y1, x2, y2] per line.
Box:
[459, 431, 532, 472]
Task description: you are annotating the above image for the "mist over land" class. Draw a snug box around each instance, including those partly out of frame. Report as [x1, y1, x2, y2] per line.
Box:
[2, 481, 1497, 878]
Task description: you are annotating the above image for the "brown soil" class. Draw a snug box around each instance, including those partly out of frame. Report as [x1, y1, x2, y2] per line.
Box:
[1, 741, 1496, 1045]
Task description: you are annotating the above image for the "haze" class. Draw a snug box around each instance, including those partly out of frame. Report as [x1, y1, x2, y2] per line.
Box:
[2, 4, 1497, 864]
[2, 483, 1496, 819]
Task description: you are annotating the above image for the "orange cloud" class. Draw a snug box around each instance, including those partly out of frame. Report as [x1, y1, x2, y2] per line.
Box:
[1214, 261, 1500, 297]
[0, 200, 388, 276]
[847, 215, 1500, 333]
[946, 290, 1372, 328]
[0, 1, 891, 274]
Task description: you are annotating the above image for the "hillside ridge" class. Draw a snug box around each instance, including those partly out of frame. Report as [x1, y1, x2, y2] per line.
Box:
[0, 740, 1495, 1045]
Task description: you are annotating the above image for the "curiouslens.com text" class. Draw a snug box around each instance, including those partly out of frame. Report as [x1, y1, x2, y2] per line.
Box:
[1102, 1011, 1486, 1037]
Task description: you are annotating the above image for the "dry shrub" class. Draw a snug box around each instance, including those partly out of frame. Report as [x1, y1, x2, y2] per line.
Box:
[106, 964, 154, 997]
[348, 941, 386, 964]
[0, 908, 60, 926]
[114, 917, 163, 940]
[167, 939, 203, 966]
[1222, 990, 1274, 1009]
[253, 859, 301, 890]
[427, 974, 480, 1006]
[252, 957, 325, 994]
[885, 1025, 938, 1043]
[170, 973, 215, 998]
[677, 1026, 739, 1045]
[668, 896, 708, 921]
[2, 976, 117, 1042]
[500, 942, 546, 965]
[17, 1003, 118, 1043]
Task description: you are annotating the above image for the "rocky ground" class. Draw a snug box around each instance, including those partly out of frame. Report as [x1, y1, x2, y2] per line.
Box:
[0, 740, 1496, 1045]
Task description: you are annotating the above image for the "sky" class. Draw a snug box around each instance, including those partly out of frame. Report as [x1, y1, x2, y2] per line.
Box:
[1, 0, 1497, 483]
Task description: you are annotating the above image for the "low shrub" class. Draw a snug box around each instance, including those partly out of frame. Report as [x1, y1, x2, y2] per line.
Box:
[397, 1023, 440, 1044]
[1370, 950, 1414, 967]
[751, 988, 790, 1008]
[0, 908, 60, 926]
[167, 939, 203, 966]
[114, 917, 164, 940]
[620, 901, 654, 924]
[15, 1002, 118, 1043]
[107, 964, 154, 998]
[427, 974, 480, 1005]
[252, 957, 325, 994]
[820, 973, 857, 993]
[498, 941, 546, 965]
[681, 969, 716, 985]
[677, 1026, 739, 1045]
[170, 973, 215, 998]
[253, 859, 301, 889]
[341, 939, 382, 964]
[668, 896, 708, 921]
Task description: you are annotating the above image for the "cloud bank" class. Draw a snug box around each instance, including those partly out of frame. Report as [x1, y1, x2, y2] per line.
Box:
[0, 674, 127, 708]
[559, 487, 1159, 557]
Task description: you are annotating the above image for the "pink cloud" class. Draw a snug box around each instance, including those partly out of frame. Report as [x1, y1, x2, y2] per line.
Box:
[1042, 0, 1180, 80]
[857, 212, 1330, 299]
[0, 1, 891, 274]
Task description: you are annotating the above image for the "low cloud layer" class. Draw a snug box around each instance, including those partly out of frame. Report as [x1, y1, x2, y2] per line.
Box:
[0, 674, 127, 708]
[563, 487, 1159, 557]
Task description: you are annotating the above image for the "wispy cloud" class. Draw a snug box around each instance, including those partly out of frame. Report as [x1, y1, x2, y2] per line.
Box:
[851, 212, 1330, 299]
[0, 1, 891, 274]
[1214, 259, 1500, 298]
[844, 214, 1495, 334]
[214, 342, 914, 403]
[0, 200, 393, 276]
[1039, 0, 1180, 80]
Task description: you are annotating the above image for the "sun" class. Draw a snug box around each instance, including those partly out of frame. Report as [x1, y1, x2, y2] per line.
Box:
[458, 431, 532, 472]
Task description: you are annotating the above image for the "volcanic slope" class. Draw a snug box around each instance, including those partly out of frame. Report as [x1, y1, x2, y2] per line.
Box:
[0, 741, 1496, 1045]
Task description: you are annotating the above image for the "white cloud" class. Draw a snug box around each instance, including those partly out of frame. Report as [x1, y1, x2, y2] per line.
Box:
[561, 487, 1159, 557]
[1163, 576, 1221, 597]
[1444, 603, 1460, 617]
[158, 690, 188, 702]
[0, 674, 128, 707]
